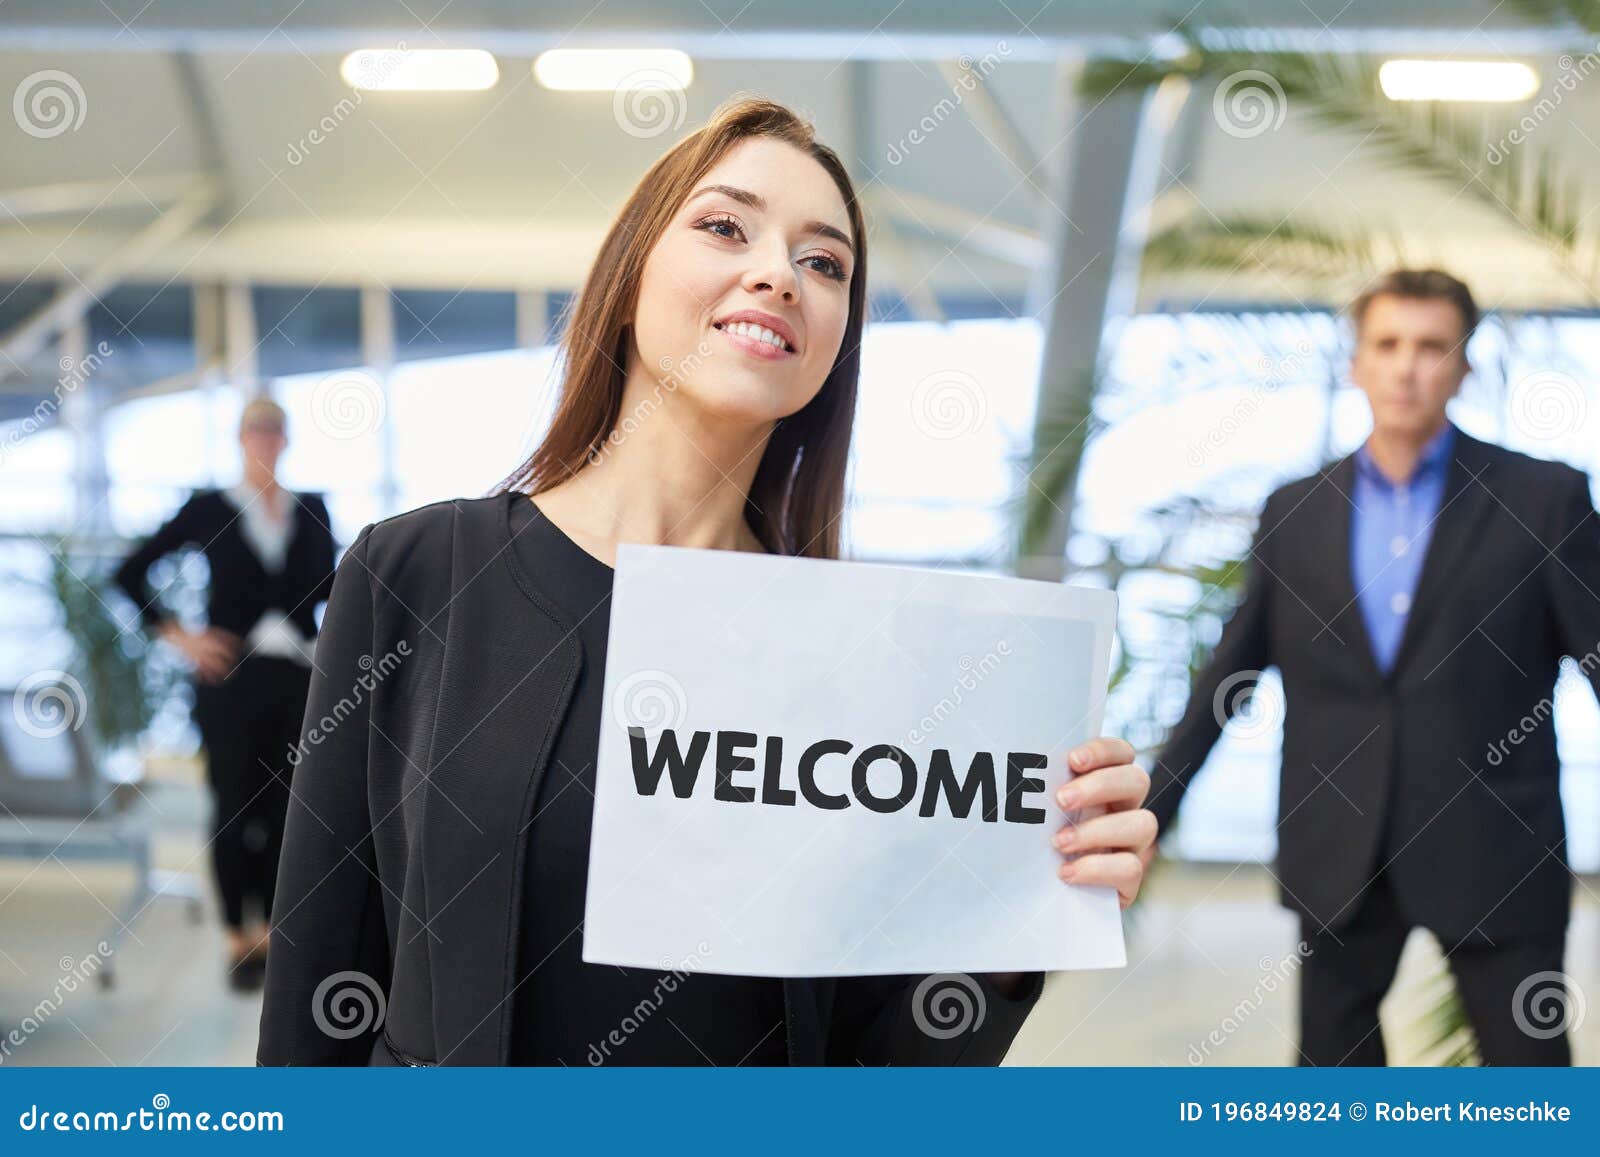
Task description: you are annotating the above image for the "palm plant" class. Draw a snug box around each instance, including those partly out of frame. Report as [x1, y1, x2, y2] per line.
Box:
[20, 541, 183, 752]
[1079, 14, 1600, 306]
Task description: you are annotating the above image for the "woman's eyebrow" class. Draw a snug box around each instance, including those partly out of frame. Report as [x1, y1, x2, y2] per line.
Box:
[687, 183, 855, 254]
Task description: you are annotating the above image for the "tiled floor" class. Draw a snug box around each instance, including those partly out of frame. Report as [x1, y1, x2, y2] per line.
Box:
[1, 777, 1594, 1067]
[1010, 863, 1598, 1066]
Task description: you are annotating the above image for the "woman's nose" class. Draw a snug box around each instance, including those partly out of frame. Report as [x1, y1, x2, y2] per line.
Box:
[743, 246, 798, 301]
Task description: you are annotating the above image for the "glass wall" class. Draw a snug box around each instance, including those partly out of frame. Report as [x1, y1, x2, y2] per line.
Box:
[4, 309, 1596, 867]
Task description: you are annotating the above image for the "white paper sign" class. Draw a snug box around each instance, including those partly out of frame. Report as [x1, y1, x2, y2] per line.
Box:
[581, 544, 1125, 977]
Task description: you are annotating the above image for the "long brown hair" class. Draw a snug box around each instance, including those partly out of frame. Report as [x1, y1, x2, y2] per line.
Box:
[491, 97, 868, 560]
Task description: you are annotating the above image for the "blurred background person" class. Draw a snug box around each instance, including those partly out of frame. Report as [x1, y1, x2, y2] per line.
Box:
[1148, 269, 1599, 1066]
[113, 397, 338, 989]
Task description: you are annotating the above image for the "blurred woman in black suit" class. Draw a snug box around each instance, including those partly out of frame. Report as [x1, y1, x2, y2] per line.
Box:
[114, 397, 338, 989]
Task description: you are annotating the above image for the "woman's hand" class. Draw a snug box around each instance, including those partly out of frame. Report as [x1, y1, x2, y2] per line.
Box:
[981, 739, 1157, 997]
[160, 623, 243, 684]
[1053, 737, 1156, 910]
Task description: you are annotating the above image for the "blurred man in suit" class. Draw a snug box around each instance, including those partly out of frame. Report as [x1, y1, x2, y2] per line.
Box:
[1151, 269, 1596, 1065]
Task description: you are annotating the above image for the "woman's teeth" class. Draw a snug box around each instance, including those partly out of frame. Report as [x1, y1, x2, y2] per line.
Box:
[717, 321, 792, 351]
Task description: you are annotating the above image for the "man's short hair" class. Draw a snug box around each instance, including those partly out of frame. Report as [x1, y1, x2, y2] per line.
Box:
[1348, 268, 1479, 348]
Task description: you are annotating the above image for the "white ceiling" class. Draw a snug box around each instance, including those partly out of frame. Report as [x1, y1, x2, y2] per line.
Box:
[0, 1, 1594, 314]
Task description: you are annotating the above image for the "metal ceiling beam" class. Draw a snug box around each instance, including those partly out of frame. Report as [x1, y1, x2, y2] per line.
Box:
[846, 60, 944, 324]
[0, 178, 219, 384]
[872, 186, 1046, 269]
[0, 173, 208, 220]
[935, 58, 1045, 205]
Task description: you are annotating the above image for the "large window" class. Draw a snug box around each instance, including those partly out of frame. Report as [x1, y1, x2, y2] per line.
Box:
[5, 309, 1597, 868]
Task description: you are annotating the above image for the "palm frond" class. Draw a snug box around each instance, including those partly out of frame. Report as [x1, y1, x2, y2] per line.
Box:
[1406, 954, 1481, 1066]
[1142, 213, 1380, 280]
[1015, 374, 1101, 563]
[1081, 32, 1600, 302]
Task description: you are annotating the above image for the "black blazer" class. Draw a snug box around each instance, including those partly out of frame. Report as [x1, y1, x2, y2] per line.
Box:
[113, 487, 337, 643]
[1152, 429, 1599, 942]
[256, 492, 1044, 1066]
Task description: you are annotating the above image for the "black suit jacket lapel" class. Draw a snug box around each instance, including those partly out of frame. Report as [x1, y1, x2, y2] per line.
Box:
[283, 491, 317, 577]
[421, 495, 583, 1064]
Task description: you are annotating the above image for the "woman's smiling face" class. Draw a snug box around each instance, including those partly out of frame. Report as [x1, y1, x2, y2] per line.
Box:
[628, 136, 857, 426]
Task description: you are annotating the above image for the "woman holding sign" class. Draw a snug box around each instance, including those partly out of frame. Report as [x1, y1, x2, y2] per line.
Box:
[258, 97, 1156, 1067]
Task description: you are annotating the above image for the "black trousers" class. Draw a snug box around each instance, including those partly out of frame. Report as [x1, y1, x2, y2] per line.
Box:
[1297, 870, 1570, 1066]
[194, 656, 313, 930]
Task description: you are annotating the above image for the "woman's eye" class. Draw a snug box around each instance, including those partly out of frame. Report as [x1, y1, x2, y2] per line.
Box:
[696, 214, 744, 240]
[801, 254, 847, 282]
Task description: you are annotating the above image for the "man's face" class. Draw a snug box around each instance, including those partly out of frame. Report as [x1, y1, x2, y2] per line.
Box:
[1350, 294, 1469, 439]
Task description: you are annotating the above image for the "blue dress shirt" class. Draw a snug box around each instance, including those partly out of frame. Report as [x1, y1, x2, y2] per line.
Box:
[1350, 422, 1457, 674]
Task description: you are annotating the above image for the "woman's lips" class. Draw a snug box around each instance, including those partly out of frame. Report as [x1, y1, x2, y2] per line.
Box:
[714, 323, 796, 360]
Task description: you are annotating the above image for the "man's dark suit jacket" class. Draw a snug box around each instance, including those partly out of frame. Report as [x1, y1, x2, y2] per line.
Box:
[1152, 428, 1600, 943]
[256, 492, 1042, 1066]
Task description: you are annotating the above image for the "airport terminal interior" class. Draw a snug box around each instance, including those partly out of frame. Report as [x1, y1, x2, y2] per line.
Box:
[1, 0, 1597, 1065]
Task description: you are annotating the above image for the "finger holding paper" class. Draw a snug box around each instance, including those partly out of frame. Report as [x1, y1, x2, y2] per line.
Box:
[1052, 737, 1156, 909]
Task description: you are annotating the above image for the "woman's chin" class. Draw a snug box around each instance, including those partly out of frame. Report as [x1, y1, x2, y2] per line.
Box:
[678, 378, 809, 427]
